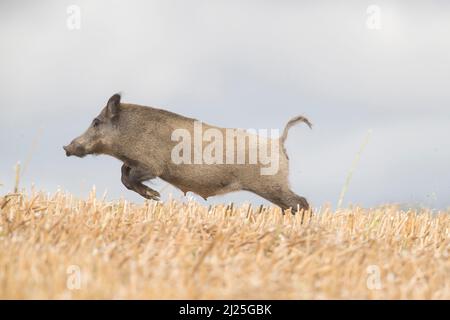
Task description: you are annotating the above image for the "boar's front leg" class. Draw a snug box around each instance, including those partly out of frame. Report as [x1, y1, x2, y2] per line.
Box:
[121, 164, 160, 201]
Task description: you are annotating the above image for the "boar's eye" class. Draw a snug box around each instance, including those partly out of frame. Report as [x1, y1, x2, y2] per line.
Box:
[92, 118, 101, 128]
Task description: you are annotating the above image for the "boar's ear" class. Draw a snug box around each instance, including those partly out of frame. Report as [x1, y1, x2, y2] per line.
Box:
[106, 93, 121, 118]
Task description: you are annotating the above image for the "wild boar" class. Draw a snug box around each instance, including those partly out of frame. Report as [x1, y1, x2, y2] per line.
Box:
[63, 94, 312, 213]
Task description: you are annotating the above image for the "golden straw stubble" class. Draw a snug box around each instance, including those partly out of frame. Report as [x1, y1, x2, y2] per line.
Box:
[0, 190, 448, 299]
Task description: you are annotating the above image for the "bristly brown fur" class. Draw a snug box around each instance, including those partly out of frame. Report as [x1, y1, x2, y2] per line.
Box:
[63, 94, 312, 213]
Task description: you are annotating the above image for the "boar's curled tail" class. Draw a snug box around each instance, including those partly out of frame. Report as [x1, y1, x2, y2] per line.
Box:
[280, 115, 312, 159]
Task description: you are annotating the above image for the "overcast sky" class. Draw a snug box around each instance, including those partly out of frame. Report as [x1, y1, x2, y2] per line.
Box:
[1, 0, 449, 209]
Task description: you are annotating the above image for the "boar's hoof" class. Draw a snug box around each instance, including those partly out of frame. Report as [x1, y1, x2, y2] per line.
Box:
[142, 188, 160, 201]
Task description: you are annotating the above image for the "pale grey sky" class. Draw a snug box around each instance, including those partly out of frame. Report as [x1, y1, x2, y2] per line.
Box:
[1, 0, 449, 209]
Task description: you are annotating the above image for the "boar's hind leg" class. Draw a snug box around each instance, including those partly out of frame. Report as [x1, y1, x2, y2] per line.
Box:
[121, 164, 160, 201]
[281, 189, 310, 214]
[248, 185, 309, 214]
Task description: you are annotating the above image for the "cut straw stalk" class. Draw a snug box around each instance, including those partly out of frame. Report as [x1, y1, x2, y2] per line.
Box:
[337, 129, 372, 209]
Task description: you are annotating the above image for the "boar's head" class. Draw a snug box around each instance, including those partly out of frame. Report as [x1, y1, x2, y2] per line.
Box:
[63, 94, 122, 158]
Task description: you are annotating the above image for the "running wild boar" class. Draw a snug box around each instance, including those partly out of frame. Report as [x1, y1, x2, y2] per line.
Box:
[63, 94, 312, 213]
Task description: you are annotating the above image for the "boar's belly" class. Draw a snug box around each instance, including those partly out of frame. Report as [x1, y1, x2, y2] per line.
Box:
[160, 165, 242, 199]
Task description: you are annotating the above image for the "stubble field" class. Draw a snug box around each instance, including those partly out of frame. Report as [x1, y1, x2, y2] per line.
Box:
[0, 190, 449, 299]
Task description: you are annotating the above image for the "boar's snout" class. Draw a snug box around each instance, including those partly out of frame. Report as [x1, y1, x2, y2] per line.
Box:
[63, 145, 72, 157]
[63, 142, 86, 158]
